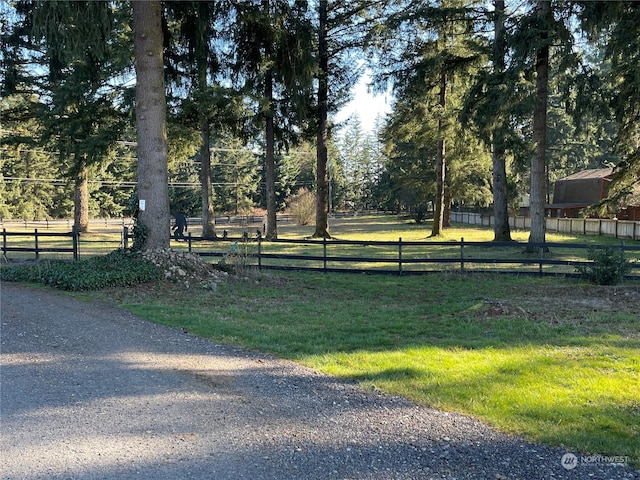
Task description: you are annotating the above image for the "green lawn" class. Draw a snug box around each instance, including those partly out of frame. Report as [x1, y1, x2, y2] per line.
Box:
[8, 214, 640, 467]
[178, 214, 640, 275]
[103, 271, 640, 467]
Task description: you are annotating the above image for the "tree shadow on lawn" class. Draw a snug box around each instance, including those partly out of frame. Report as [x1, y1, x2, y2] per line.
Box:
[341, 354, 640, 464]
[105, 275, 640, 466]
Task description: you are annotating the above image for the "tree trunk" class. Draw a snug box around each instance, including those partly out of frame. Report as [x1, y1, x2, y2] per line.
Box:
[199, 115, 216, 238]
[193, 2, 215, 238]
[264, 0, 277, 240]
[528, 0, 550, 249]
[73, 156, 89, 234]
[313, 0, 330, 239]
[492, 141, 512, 240]
[431, 71, 447, 237]
[443, 186, 451, 228]
[132, 0, 170, 250]
[492, 0, 512, 242]
[265, 76, 277, 240]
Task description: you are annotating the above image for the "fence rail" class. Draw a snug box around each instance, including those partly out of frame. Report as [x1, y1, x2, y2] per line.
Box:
[4, 227, 639, 279]
[2, 229, 79, 260]
[0, 218, 132, 231]
[153, 231, 640, 279]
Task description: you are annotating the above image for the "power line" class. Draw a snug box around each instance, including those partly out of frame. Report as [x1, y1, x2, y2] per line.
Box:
[1, 177, 296, 188]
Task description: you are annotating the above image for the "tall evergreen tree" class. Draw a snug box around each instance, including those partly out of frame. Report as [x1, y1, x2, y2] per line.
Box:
[490, 0, 512, 241]
[499, 0, 577, 247]
[231, 0, 315, 239]
[6, 1, 128, 233]
[314, 0, 331, 237]
[576, 1, 640, 213]
[164, 1, 226, 238]
[211, 139, 261, 215]
[527, 0, 551, 247]
[0, 95, 64, 220]
[381, 71, 491, 224]
[375, 0, 484, 235]
[132, 0, 170, 249]
[311, 0, 379, 237]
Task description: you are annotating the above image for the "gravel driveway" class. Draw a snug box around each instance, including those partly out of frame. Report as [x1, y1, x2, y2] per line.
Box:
[1, 283, 637, 480]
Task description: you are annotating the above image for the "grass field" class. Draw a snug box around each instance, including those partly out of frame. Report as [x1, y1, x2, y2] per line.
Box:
[4, 214, 640, 271]
[103, 273, 639, 467]
[6, 214, 639, 466]
[70, 214, 639, 469]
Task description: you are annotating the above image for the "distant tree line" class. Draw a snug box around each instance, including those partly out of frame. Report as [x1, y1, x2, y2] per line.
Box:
[1, 1, 637, 249]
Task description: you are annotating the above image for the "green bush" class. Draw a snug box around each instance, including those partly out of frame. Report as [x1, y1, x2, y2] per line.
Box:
[576, 246, 634, 285]
[0, 250, 161, 291]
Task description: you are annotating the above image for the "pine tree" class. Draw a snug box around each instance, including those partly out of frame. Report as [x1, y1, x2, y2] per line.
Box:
[231, 0, 315, 239]
[6, 1, 128, 232]
[491, 0, 512, 242]
[375, 0, 485, 235]
[337, 116, 385, 211]
[132, 0, 170, 249]
[311, 0, 379, 237]
[211, 138, 260, 216]
[576, 1, 640, 213]
[527, 0, 551, 248]
[0, 96, 63, 220]
[164, 1, 226, 238]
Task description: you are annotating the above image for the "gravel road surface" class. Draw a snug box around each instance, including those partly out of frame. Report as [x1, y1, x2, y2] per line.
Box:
[1, 283, 638, 480]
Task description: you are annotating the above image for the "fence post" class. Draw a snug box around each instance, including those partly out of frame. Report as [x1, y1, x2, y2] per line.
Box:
[2, 228, 6, 258]
[258, 236, 262, 270]
[323, 237, 327, 272]
[460, 237, 465, 273]
[72, 228, 79, 260]
[123, 226, 129, 250]
[188, 232, 192, 253]
[34, 228, 39, 261]
[398, 237, 403, 275]
[538, 245, 544, 276]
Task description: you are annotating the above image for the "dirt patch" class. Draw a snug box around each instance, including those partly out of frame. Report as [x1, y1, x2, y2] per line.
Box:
[474, 300, 529, 319]
[456, 283, 638, 323]
[526, 284, 640, 311]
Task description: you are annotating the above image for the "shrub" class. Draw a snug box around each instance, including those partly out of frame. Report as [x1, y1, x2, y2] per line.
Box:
[0, 250, 161, 291]
[217, 239, 256, 277]
[286, 188, 316, 226]
[576, 246, 634, 285]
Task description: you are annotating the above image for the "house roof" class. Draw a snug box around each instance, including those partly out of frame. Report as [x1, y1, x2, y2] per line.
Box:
[559, 168, 614, 181]
[546, 168, 640, 214]
[546, 202, 590, 209]
[552, 169, 610, 205]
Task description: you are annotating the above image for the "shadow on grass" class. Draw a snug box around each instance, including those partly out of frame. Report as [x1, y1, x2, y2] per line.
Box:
[102, 271, 640, 467]
[324, 348, 640, 463]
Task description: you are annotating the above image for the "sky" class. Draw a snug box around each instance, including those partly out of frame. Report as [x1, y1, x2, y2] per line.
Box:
[335, 71, 393, 134]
